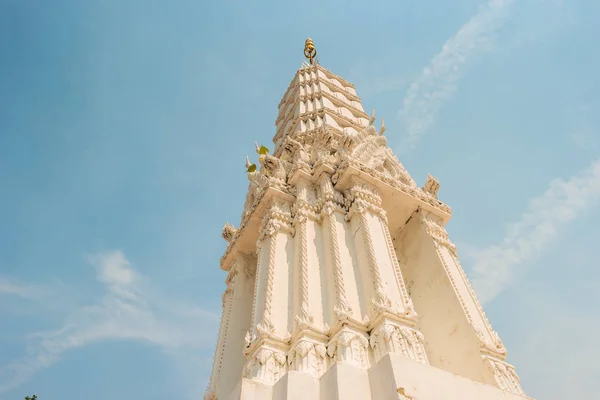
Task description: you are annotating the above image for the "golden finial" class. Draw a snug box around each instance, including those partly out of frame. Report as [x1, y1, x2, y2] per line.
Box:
[304, 38, 317, 65]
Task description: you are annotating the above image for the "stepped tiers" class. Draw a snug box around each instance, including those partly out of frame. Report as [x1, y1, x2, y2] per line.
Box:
[205, 54, 531, 399]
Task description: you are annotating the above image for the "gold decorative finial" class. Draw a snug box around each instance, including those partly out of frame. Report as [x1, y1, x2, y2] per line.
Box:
[304, 38, 317, 64]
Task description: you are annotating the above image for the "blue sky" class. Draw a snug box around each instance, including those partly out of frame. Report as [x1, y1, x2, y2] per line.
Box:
[1, 0, 599, 399]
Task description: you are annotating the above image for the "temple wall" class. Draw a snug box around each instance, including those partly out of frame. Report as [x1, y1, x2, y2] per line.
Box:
[392, 215, 487, 383]
[369, 354, 529, 400]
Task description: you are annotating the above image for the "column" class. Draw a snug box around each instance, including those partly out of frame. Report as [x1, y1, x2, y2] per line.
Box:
[345, 180, 428, 365]
[319, 174, 352, 321]
[206, 263, 237, 398]
[243, 200, 293, 385]
[287, 179, 330, 378]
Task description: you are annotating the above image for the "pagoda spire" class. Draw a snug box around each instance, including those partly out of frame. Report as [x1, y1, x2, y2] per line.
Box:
[205, 40, 531, 400]
[273, 46, 371, 152]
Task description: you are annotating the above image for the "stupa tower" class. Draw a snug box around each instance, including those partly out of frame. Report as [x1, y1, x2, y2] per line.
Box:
[205, 39, 531, 400]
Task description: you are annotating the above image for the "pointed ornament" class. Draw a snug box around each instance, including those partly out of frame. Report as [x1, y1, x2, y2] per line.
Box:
[369, 109, 376, 126]
[246, 156, 257, 173]
[380, 119, 386, 135]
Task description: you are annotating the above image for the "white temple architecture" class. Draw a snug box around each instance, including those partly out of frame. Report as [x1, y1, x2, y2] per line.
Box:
[205, 39, 531, 400]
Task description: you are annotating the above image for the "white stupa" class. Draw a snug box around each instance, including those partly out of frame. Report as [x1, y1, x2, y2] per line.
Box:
[205, 38, 531, 400]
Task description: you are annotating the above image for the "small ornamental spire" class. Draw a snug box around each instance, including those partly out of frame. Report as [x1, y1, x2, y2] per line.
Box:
[304, 38, 317, 65]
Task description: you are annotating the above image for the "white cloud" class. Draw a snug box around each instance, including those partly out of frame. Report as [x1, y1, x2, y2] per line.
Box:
[469, 159, 600, 303]
[0, 277, 43, 299]
[399, 0, 514, 147]
[90, 250, 136, 286]
[0, 250, 219, 395]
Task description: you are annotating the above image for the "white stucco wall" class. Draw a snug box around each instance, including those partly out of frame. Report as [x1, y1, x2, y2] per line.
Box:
[393, 215, 490, 384]
[370, 354, 529, 400]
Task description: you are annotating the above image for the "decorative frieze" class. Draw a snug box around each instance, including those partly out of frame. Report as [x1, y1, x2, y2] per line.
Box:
[243, 346, 288, 384]
[369, 322, 428, 364]
[327, 327, 369, 369]
[421, 212, 457, 257]
[258, 200, 293, 243]
[288, 338, 329, 377]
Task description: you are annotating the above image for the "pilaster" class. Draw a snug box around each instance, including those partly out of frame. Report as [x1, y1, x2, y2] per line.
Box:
[250, 199, 294, 341]
[205, 262, 238, 399]
[291, 178, 316, 330]
[318, 174, 353, 324]
[243, 199, 293, 386]
[345, 180, 416, 323]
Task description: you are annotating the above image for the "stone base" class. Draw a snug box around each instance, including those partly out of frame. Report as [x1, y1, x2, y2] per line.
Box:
[369, 354, 530, 400]
[227, 355, 531, 400]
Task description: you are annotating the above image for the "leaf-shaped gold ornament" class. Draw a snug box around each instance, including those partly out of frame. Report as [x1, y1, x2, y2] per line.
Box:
[259, 145, 269, 155]
[246, 164, 257, 173]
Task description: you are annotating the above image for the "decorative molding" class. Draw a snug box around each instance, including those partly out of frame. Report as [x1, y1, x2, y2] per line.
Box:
[333, 159, 451, 215]
[277, 71, 361, 112]
[293, 215, 314, 327]
[248, 245, 262, 338]
[369, 322, 428, 364]
[327, 327, 369, 369]
[258, 229, 278, 331]
[422, 174, 440, 198]
[288, 338, 328, 377]
[243, 346, 287, 384]
[276, 107, 365, 144]
[483, 356, 526, 396]
[222, 221, 237, 242]
[421, 212, 457, 257]
[258, 200, 293, 243]
[276, 89, 367, 128]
